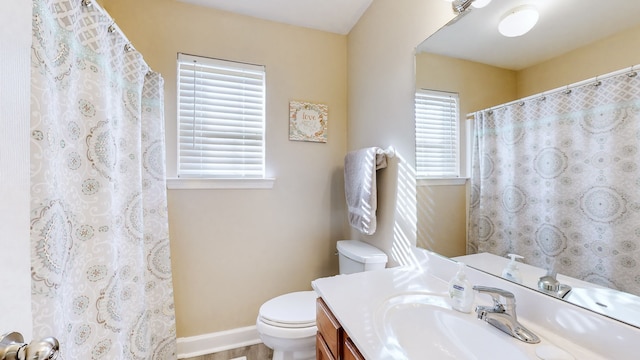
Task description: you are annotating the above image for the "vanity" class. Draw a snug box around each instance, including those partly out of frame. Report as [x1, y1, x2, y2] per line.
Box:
[316, 297, 364, 360]
[312, 249, 640, 359]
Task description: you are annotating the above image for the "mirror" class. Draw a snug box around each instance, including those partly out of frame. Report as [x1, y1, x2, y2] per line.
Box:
[415, 0, 640, 327]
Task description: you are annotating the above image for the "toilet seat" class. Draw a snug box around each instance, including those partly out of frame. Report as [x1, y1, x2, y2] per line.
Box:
[258, 291, 317, 329]
[259, 317, 315, 328]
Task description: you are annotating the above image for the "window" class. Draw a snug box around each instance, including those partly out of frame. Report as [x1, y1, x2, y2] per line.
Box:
[177, 53, 266, 179]
[415, 90, 460, 178]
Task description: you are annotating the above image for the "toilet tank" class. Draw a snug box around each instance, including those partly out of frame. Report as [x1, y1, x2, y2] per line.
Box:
[336, 240, 388, 275]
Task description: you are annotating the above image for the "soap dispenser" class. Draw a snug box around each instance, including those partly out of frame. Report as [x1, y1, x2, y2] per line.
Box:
[502, 254, 524, 284]
[448, 262, 475, 313]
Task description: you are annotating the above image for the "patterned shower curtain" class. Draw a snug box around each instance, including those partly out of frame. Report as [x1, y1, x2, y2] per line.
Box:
[30, 0, 176, 358]
[469, 70, 640, 297]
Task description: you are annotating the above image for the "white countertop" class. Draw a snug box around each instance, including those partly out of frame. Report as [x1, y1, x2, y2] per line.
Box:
[312, 249, 640, 359]
[313, 266, 448, 359]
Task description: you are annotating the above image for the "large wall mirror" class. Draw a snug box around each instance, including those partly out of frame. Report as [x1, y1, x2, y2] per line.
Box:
[415, 0, 640, 328]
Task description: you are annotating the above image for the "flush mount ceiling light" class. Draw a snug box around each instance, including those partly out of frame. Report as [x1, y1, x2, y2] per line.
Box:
[498, 5, 539, 37]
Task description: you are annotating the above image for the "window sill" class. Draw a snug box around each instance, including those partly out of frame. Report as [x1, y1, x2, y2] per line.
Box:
[417, 178, 468, 186]
[166, 178, 276, 190]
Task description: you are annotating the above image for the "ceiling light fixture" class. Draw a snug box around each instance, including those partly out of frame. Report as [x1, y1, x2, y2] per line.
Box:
[451, 0, 473, 14]
[450, 0, 492, 15]
[498, 5, 539, 37]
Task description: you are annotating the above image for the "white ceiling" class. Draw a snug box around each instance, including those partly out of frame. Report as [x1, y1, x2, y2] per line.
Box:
[177, 0, 373, 35]
[418, 0, 640, 70]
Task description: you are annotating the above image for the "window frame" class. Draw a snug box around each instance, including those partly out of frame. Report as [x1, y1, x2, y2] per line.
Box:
[415, 89, 462, 180]
[174, 53, 271, 188]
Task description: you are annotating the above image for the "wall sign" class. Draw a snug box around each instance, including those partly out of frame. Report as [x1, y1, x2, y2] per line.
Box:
[289, 101, 328, 143]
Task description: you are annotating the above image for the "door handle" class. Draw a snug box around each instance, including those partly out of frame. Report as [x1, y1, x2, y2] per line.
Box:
[0, 332, 59, 360]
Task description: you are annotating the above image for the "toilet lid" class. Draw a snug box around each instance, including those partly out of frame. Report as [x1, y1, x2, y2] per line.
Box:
[259, 291, 317, 328]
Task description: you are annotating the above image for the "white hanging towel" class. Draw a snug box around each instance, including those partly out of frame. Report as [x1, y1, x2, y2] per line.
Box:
[344, 147, 389, 235]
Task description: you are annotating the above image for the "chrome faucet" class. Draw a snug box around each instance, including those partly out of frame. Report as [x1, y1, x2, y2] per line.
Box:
[0, 332, 59, 360]
[538, 270, 572, 299]
[473, 286, 540, 344]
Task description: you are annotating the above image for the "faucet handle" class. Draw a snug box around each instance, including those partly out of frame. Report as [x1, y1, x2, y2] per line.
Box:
[473, 285, 515, 308]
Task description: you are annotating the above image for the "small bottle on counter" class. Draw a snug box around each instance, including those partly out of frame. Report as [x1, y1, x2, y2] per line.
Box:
[502, 253, 524, 284]
[448, 262, 475, 313]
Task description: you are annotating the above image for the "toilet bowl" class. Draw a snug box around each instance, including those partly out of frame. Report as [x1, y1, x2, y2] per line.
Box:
[256, 240, 387, 360]
[256, 291, 318, 360]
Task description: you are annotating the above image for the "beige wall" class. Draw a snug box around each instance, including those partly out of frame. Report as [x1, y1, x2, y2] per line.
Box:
[105, 0, 348, 337]
[416, 53, 518, 115]
[345, 0, 453, 266]
[414, 53, 517, 257]
[518, 24, 640, 97]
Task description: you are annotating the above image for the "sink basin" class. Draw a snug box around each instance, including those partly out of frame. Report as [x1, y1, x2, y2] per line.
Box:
[374, 293, 532, 359]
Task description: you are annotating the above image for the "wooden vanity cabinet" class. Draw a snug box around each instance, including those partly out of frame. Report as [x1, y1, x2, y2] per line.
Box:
[316, 297, 341, 359]
[316, 297, 365, 360]
[316, 332, 336, 360]
[343, 336, 365, 360]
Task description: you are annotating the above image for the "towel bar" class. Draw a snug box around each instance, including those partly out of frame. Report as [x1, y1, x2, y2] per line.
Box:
[376, 146, 396, 159]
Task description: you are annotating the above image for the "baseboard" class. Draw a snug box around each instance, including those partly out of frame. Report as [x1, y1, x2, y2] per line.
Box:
[176, 325, 262, 359]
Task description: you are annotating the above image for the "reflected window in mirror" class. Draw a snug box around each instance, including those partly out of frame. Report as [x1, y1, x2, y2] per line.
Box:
[415, 90, 460, 178]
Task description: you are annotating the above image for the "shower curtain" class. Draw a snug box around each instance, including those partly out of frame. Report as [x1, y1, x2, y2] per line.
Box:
[30, 0, 176, 358]
[469, 70, 640, 297]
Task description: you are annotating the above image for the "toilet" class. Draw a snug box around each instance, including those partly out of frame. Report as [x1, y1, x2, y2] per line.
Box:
[256, 240, 388, 360]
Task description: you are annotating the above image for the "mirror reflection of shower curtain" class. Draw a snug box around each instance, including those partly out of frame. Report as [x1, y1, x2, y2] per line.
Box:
[468, 72, 640, 297]
[30, 1, 176, 358]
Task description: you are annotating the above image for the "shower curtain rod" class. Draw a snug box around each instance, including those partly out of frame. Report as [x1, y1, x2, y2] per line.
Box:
[467, 63, 640, 118]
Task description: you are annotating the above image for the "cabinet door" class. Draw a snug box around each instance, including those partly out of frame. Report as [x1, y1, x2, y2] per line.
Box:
[343, 336, 365, 360]
[316, 333, 336, 360]
[316, 298, 342, 358]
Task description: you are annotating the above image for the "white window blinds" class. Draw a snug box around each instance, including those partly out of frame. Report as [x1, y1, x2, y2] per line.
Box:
[415, 90, 460, 178]
[177, 53, 266, 178]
